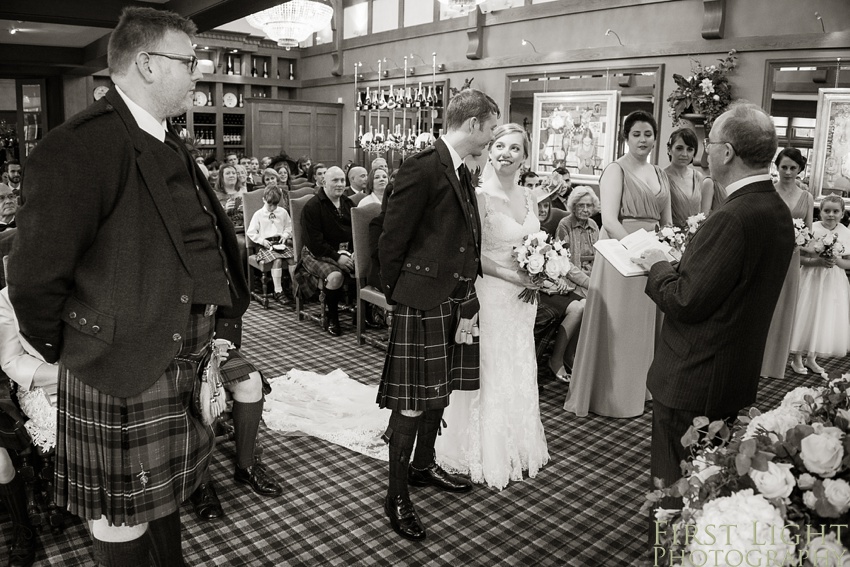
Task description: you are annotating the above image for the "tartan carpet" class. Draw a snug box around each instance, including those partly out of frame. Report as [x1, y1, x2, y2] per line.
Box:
[3, 299, 846, 566]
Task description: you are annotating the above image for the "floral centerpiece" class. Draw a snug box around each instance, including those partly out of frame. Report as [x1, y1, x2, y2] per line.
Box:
[512, 232, 572, 304]
[667, 50, 738, 130]
[646, 375, 850, 566]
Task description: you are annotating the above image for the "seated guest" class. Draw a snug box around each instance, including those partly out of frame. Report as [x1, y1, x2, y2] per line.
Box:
[0, 184, 17, 232]
[548, 167, 572, 211]
[293, 155, 312, 180]
[260, 156, 272, 170]
[546, 186, 601, 380]
[520, 170, 542, 189]
[246, 185, 295, 300]
[0, 285, 59, 567]
[215, 164, 248, 269]
[534, 184, 568, 237]
[261, 168, 290, 212]
[358, 168, 389, 208]
[309, 163, 327, 191]
[4, 160, 21, 193]
[248, 157, 263, 186]
[298, 166, 354, 337]
[225, 153, 239, 167]
[205, 159, 220, 187]
[370, 156, 388, 172]
[345, 166, 368, 198]
[235, 164, 252, 192]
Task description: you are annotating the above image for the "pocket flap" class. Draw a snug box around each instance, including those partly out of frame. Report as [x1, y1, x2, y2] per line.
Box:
[61, 297, 115, 344]
[401, 257, 438, 278]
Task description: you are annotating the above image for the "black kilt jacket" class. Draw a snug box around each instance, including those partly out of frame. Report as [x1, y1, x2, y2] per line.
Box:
[645, 179, 794, 417]
[379, 138, 482, 311]
[7, 88, 249, 398]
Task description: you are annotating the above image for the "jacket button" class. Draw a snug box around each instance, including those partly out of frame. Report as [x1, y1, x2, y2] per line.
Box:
[453, 273, 459, 279]
[425, 267, 430, 272]
[172, 333, 182, 342]
[180, 295, 189, 304]
[69, 311, 77, 319]
[92, 325, 101, 333]
[406, 263, 411, 267]
[415, 265, 420, 270]
[79, 318, 87, 325]
[459, 247, 465, 253]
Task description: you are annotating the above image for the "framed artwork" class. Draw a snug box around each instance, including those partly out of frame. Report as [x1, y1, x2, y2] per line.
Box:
[531, 90, 620, 184]
[811, 88, 850, 199]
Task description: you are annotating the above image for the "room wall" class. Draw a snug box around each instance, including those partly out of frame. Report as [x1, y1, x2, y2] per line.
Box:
[295, 0, 850, 167]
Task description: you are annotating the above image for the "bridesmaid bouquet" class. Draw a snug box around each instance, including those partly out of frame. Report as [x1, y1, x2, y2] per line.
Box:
[513, 231, 572, 304]
[793, 218, 814, 247]
[814, 231, 845, 259]
[656, 225, 686, 253]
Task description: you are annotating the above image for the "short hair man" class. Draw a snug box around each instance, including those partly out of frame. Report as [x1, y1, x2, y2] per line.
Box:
[520, 170, 542, 189]
[298, 166, 354, 336]
[633, 103, 794, 543]
[378, 88, 499, 541]
[225, 153, 238, 167]
[0, 183, 17, 231]
[7, 8, 261, 564]
[4, 160, 21, 191]
[549, 167, 572, 210]
[371, 156, 388, 172]
[346, 166, 368, 196]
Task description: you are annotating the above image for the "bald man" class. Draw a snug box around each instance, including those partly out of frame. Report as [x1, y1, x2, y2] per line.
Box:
[346, 166, 368, 197]
[298, 166, 355, 336]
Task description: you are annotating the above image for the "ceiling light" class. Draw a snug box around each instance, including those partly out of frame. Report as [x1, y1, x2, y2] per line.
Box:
[437, 0, 486, 14]
[246, 0, 333, 50]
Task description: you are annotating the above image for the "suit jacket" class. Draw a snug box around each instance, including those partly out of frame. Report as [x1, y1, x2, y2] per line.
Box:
[7, 89, 249, 398]
[379, 139, 482, 311]
[645, 179, 794, 416]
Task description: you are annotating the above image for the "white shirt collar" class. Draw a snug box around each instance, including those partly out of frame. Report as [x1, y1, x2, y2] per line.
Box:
[725, 174, 772, 197]
[442, 138, 465, 177]
[114, 84, 167, 142]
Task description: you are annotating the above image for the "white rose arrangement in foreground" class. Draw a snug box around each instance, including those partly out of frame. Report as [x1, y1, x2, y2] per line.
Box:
[512, 232, 572, 304]
[646, 375, 850, 566]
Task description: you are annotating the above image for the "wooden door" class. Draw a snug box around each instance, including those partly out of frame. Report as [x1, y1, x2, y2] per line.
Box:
[248, 100, 343, 167]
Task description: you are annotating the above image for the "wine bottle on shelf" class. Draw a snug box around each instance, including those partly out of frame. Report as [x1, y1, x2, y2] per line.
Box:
[355, 91, 363, 111]
[435, 85, 444, 108]
[378, 90, 388, 110]
[386, 85, 396, 110]
[426, 86, 435, 108]
[251, 58, 258, 77]
[364, 87, 372, 110]
[206, 91, 213, 107]
[357, 124, 364, 146]
[226, 56, 234, 75]
[289, 63, 295, 81]
[263, 60, 268, 78]
[404, 87, 413, 108]
[238, 93, 244, 108]
[416, 83, 425, 108]
[277, 69, 280, 80]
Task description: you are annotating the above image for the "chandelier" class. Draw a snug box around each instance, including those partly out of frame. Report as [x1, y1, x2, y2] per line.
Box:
[246, 0, 333, 49]
[436, 0, 486, 14]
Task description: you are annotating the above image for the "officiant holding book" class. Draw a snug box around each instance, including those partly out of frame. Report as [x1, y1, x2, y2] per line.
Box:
[632, 103, 794, 532]
[564, 110, 671, 419]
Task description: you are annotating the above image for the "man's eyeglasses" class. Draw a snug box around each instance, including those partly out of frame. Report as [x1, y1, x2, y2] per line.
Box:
[0, 194, 17, 202]
[703, 138, 736, 153]
[147, 52, 198, 73]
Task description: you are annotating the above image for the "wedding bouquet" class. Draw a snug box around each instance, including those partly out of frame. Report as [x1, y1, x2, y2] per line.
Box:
[794, 218, 814, 247]
[646, 374, 850, 567]
[656, 225, 686, 254]
[814, 232, 845, 260]
[513, 231, 572, 304]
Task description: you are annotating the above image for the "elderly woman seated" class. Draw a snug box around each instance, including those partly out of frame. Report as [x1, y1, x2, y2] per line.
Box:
[540, 186, 601, 382]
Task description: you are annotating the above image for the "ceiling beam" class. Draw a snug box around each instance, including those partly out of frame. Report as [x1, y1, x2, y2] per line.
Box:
[0, 0, 150, 28]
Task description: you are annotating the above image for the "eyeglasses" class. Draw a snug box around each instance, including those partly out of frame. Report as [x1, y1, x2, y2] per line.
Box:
[703, 138, 736, 153]
[0, 194, 16, 202]
[147, 52, 199, 73]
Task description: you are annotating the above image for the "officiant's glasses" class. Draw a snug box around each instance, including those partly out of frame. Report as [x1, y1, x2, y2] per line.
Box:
[704, 138, 736, 153]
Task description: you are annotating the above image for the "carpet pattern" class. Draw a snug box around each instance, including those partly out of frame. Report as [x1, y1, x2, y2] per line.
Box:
[2, 299, 845, 566]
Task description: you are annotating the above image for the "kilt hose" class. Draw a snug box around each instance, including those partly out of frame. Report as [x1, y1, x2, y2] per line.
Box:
[55, 313, 217, 527]
[377, 281, 480, 412]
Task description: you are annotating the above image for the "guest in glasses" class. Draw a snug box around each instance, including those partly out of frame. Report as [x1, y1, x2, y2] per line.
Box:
[7, 7, 250, 565]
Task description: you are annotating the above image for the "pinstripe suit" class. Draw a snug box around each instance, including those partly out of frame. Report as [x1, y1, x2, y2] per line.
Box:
[645, 179, 794, 492]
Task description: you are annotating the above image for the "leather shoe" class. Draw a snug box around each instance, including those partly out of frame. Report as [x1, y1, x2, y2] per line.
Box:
[9, 524, 35, 567]
[384, 495, 426, 541]
[190, 482, 223, 521]
[234, 463, 283, 497]
[328, 322, 342, 337]
[408, 461, 472, 493]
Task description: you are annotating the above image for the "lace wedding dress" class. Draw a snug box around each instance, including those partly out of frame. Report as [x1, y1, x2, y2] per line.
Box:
[435, 183, 549, 490]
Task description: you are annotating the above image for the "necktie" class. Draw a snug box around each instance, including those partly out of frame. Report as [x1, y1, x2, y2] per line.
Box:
[458, 164, 473, 194]
[164, 130, 199, 183]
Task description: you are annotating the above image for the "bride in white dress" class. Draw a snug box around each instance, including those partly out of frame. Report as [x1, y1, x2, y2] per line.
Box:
[436, 123, 550, 490]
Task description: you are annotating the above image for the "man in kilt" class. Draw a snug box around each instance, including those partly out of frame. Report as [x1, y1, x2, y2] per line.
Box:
[377, 89, 500, 541]
[7, 7, 255, 565]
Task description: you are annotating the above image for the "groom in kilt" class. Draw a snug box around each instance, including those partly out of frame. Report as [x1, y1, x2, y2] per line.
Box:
[377, 88, 500, 541]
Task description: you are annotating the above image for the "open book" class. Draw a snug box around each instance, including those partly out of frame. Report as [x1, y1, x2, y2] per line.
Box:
[593, 229, 677, 277]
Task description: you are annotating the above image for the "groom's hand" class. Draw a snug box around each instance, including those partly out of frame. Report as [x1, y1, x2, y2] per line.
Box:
[455, 313, 479, 345]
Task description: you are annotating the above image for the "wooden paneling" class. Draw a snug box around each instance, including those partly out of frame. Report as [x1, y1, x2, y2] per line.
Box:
[247, 100, 343, 166]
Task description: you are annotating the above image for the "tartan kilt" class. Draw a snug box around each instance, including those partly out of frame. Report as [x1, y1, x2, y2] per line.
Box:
[294, 247, 348, 300]
[219, 347, 256, 387]
[377, 282, 480, 412]
[54, 313, 216, 526]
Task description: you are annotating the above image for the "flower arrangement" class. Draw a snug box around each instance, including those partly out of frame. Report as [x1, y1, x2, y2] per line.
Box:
[814, 232, 846, 260]
[646, 375, 850, 566]
[512, 232, 572, 304]
[794, 219, 815, 247]
[667, 50, 738, 130]
[656, 213, 707, 257]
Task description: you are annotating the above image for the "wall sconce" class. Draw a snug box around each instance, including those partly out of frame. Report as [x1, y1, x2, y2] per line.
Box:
[521, 39, 539, 54]
[815, 11, 826, 33]
[605, 29, 624, 46]
[437, 63, 446, 72]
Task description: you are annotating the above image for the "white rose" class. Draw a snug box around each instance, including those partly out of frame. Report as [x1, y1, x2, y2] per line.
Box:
[798, 473, 816, 490]
[824, 479, 850, 514]
[544, 260, 561, 280]
[713, 94, 720, 101]
[744, 406, 806, 441]
[804, 490, 818, 509]
[781, 387, 824, 413]
[526, 254, 545, 275]
[552, 241, 563, 252]
[558, 255, 573, 276]
[660, 226, 675, 238]
[801, 432, 845, 478]
[807, 533, 850, 567]
[749, 462, 795, 499]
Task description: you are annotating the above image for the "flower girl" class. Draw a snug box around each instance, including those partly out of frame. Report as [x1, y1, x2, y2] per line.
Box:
[789, 195, 850, 375]
[246, 185, 295, 299]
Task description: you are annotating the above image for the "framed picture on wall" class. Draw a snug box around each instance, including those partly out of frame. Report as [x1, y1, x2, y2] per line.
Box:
[531, 90, 620, 184]
[811, 88, 850, 199]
